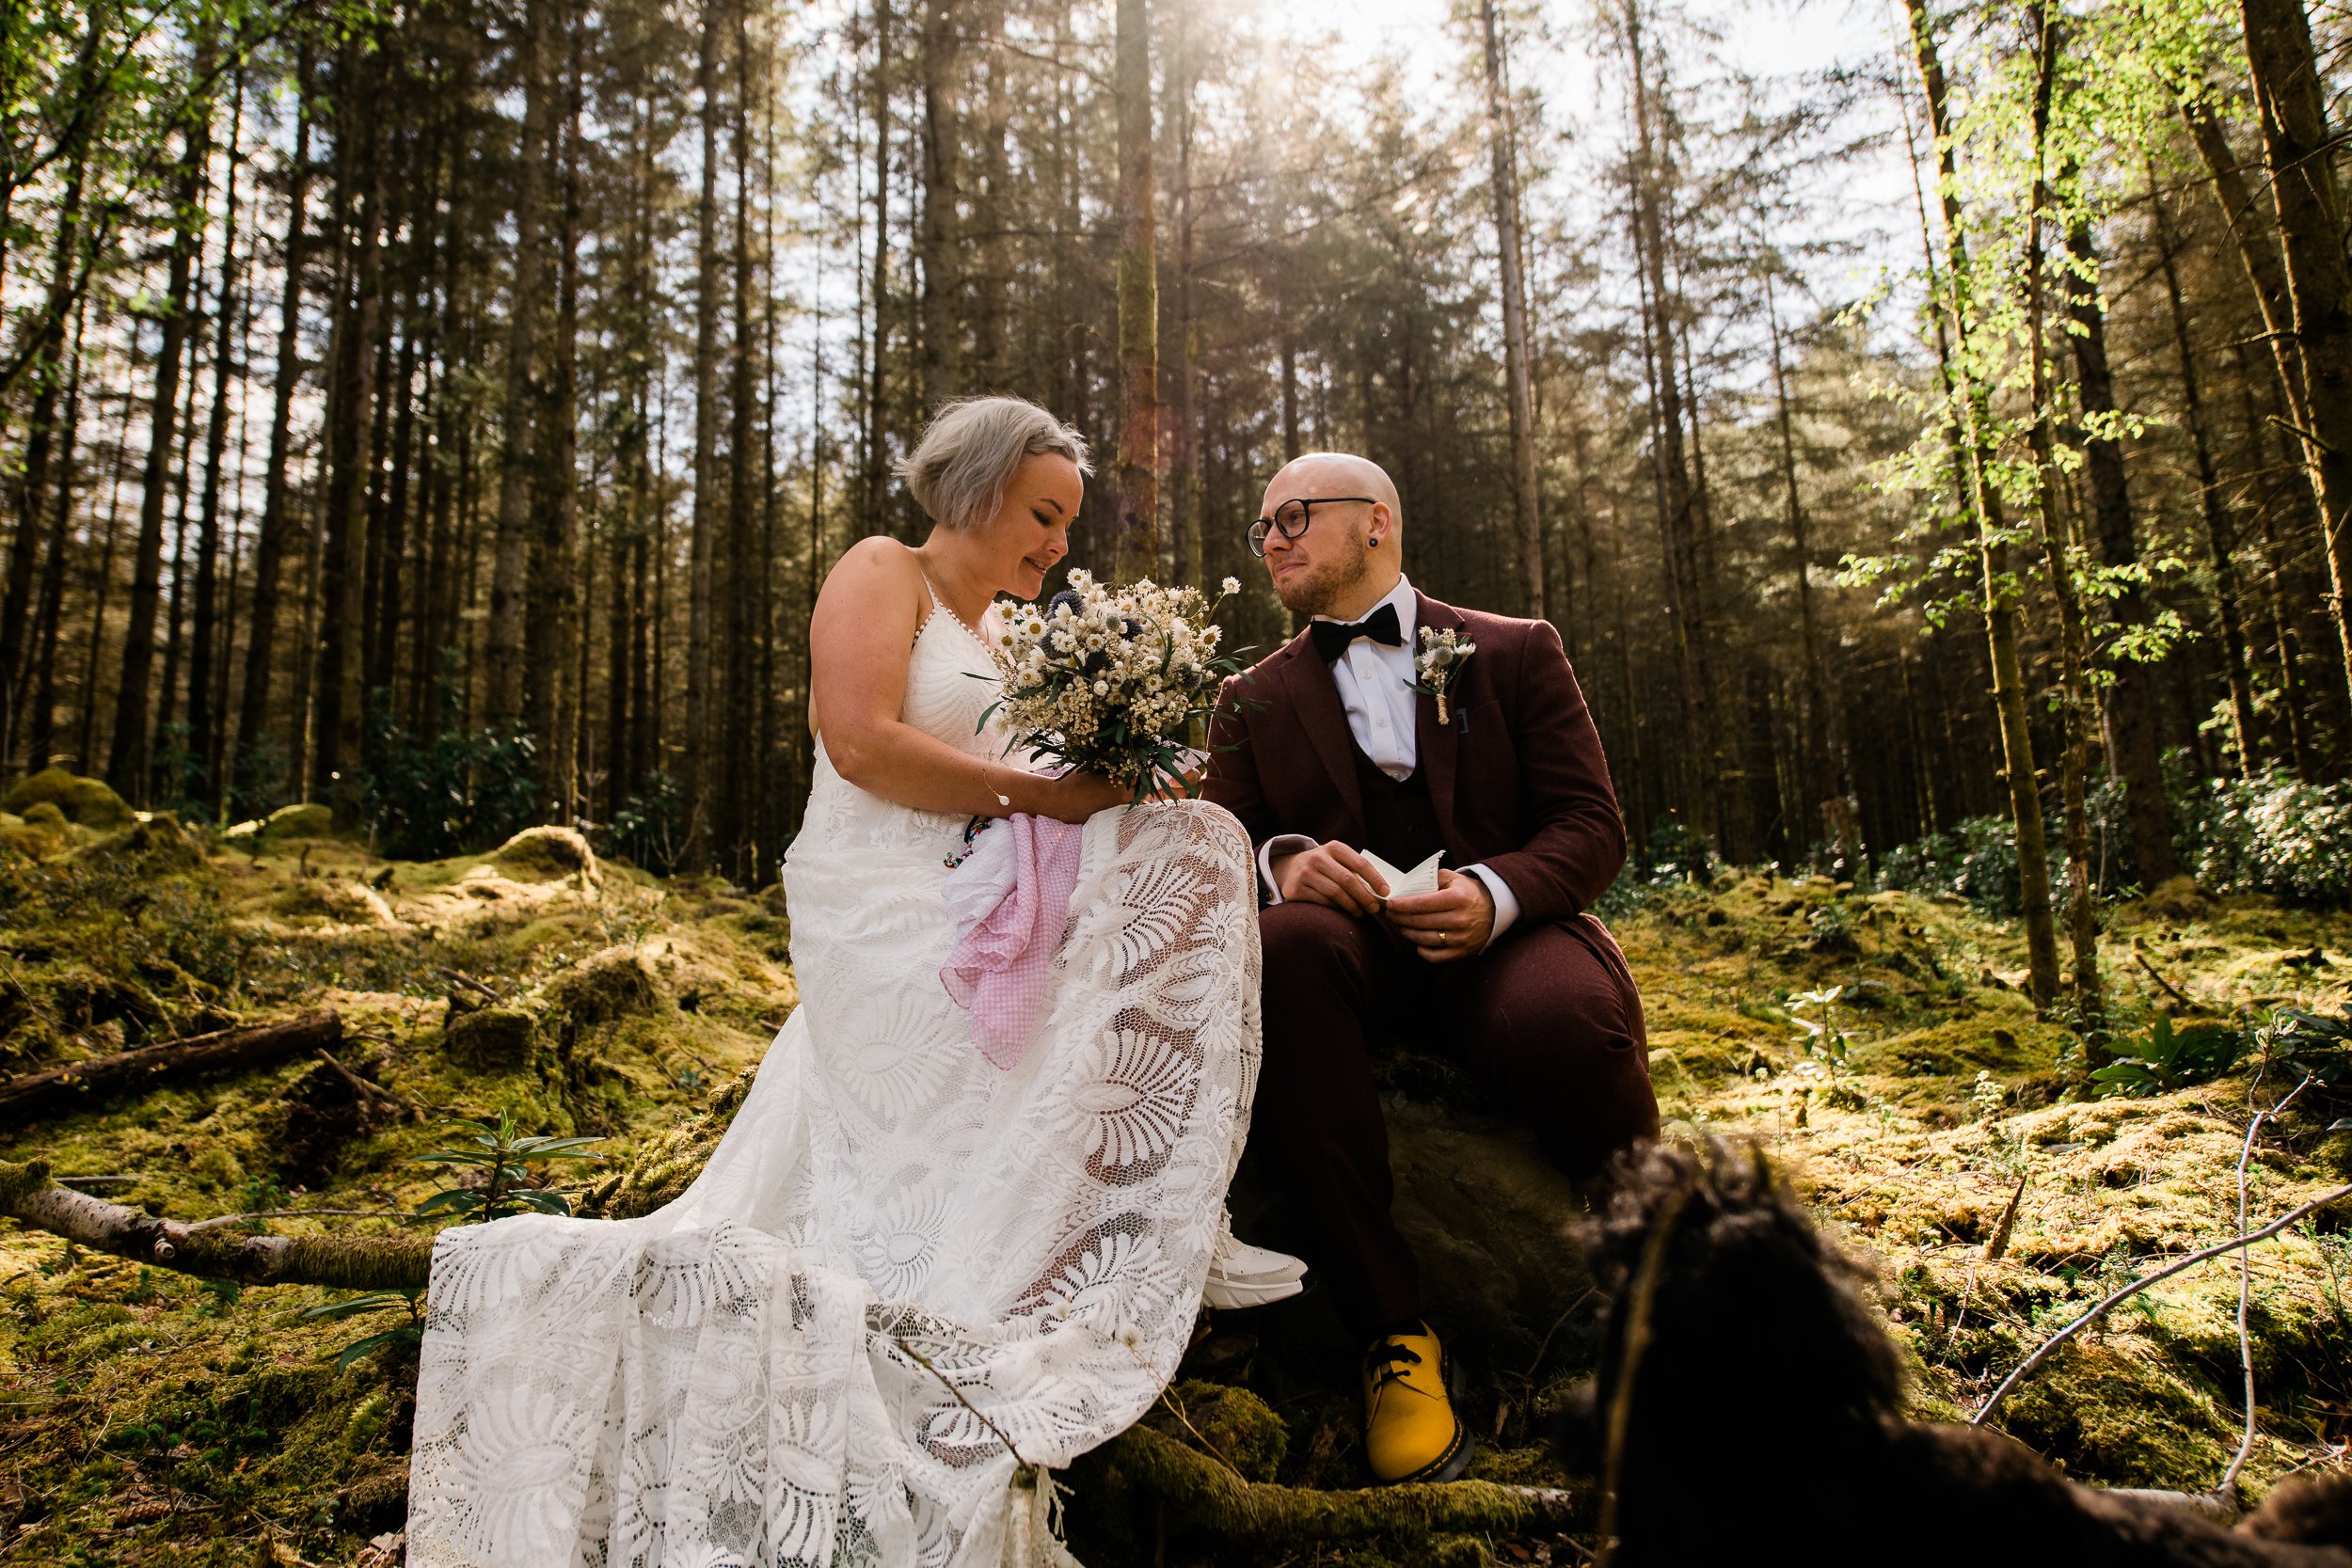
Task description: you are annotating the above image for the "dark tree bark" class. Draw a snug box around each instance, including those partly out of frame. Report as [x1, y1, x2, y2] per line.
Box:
[2239, 0, 2352, 721]
[1905, 0, 2061, 1011]
[1112, 0, 1157, 578]
[312, 39, 389, 831]
[187, 76, 246, 814]
[485, 0, 553, 733]
[1480, 0, 1544, 621]
[232, 43, 313, 808]
[107, 33, 215, 800]
[2060, 214, 2178, 884]
[2149, 158, 2260, 775]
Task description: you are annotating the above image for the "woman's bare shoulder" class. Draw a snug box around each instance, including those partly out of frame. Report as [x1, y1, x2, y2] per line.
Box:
[818, 537, 928, 617]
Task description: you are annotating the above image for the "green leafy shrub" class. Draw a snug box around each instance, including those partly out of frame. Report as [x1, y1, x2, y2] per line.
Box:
[603, 770, 686, 876]
[1594, 820, 1720, 916]
[358, 705, 543, 861]
[2090, 1015, 2249, 1097]
[2174, 770, 2352, 906]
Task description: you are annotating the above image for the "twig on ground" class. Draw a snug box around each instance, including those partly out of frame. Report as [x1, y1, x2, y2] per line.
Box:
[2133, 944, 2200, 1013]
[2221, 1073, 2314, 1500]
[312, 1048, 426, 1119]
[1975, 1178, 2352, 1426]
[433, 968, 507, 1004]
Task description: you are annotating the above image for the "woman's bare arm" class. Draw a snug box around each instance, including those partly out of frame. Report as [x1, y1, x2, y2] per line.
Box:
[809, 540, 1124, 824]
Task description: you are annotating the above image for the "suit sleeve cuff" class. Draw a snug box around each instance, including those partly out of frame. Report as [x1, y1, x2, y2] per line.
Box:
[1464, 863, 1519, 950]
[1257, 835, 1318, 904]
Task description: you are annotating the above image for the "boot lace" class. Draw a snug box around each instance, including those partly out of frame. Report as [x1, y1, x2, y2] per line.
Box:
[1365, 1339, 1425, 1391]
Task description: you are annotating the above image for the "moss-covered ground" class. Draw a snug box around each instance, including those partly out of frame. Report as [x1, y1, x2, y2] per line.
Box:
[3, 804, 2348, 1565]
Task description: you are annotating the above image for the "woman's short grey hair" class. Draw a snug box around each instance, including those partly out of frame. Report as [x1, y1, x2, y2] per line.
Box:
[895, 396, 1092, 531]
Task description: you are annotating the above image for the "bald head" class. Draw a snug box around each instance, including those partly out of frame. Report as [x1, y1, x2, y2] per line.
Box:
[1263, 453, 1403, 536]
[1256, 451, 1403, 619]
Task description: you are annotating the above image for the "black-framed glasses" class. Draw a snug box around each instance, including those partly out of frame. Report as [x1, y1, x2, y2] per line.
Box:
[1247, 496, 1377, 558]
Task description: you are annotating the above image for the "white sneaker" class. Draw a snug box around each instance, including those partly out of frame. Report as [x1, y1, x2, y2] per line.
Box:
[1203, 1216, 1308, 1310]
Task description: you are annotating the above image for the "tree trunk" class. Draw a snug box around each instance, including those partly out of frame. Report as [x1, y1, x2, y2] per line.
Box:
[1764, 270, 1836, 834]
[2149, 156, 2260, 775]
[862, 0, 892, 531]
[2239, 0, 2352, 720]
[529, 15, 584, 816]
[313, 40, 388, 832]
[188, 76, 246, 816]
[1168, 0, 1200, 589]
[233, 43, 313, 809]
[1481, 0, 1545, 621]
[682, 0, 725, 871]
[1905, 0, 2061, 1012]
[2018, 13, 2103, 1025]
[0, 110, 91, 772]
[25, 299, 88, 770]
[1112, 0, 1158, 579]
[915, 0, 961, 413]
[485, 0, 551, 733]
[108, 35, 215, 800]
[2059, 212, 2177, 884]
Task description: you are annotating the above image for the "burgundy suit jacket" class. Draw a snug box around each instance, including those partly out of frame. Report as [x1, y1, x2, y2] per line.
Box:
[1202, 590, 1627, 928]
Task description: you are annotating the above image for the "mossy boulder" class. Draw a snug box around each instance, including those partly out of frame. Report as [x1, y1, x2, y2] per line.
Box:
[4, 767, 132, 830]
[546, 946, 666, 1024]
[442, 1003, 541, 1068]
[264, 800, 334, 840]
[0, 800, 73, 857]
[272, 877, 401, 928]
[1164, 1380, 1288, 1483]
[492, 825, 597, 881]
[75, 810, 204, 870]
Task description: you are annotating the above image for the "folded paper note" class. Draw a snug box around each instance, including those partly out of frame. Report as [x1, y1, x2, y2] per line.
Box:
[1362, 848, 1441, 900]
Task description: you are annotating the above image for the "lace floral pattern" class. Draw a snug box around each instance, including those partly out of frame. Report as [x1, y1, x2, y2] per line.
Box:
[406, 602, 1262, 1567]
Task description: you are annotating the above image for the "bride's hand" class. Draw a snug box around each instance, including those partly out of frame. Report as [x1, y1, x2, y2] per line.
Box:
[1040, 770, 1136, 823]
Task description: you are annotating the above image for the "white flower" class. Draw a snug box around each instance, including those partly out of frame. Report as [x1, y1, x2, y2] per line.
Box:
[1221, 576, 1240, 596]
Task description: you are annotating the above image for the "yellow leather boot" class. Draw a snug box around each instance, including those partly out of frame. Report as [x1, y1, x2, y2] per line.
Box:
[1361, 1322, 1473, 1484]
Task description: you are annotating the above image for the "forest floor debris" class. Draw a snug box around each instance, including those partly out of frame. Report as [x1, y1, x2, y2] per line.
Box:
[1, 815, 2348, 1564]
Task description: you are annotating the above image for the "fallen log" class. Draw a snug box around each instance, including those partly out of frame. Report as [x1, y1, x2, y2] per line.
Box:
[0, 1008, 342, 1117]
[0, 1158, 433, 1291]
[1100, 1421, 1586, 1543]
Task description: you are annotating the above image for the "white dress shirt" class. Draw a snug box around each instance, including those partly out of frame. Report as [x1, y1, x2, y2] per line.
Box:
[1259, 575, 1522, 948]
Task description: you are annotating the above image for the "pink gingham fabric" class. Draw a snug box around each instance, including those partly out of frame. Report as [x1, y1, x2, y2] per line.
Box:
[940, 813, 1087, 1069]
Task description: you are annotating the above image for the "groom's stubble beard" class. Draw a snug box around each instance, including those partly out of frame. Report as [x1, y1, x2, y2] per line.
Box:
[1272, 538, 1373, 619]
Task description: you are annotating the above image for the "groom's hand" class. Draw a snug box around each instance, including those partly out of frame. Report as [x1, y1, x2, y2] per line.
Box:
[1384, 869, 1494, 963]
[1272, 841, 1391, 917]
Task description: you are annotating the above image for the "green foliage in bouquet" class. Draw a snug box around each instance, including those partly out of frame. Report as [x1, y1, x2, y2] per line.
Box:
[981, 570, 1249, 800]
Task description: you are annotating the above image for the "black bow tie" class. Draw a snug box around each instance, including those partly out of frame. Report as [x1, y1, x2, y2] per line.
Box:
[1311, 603, 1404, 663]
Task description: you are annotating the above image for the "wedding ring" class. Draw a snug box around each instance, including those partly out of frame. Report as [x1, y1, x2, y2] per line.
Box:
[1438, 931, 1449, 947]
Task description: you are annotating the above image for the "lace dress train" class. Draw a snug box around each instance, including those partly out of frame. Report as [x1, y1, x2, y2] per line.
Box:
[405, 602, 1263, 1567]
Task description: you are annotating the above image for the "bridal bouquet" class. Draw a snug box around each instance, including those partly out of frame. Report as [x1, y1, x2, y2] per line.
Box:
[986, 569, 1247, 798]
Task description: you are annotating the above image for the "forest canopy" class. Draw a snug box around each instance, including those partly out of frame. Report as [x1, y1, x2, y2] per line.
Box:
[1, 0, 2349, 949]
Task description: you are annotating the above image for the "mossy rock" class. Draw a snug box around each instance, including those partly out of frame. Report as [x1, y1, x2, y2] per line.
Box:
[74, 810, 204, 871]
[443, 1003, 541, 1068]
[272, 877, 400, 928]
[4, 767, 132, 830]
[546, 946, 666, 1024]
[1163, 1380, 1288, 1482]
[492, 825, 597, 881]
[0, 801, 73, 858]
[1995, 1340, 2235, 1488]
[2140, 875, 2213, 923]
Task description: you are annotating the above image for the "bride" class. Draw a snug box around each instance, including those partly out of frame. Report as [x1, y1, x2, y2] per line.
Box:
[405, 397, 1284, 1567]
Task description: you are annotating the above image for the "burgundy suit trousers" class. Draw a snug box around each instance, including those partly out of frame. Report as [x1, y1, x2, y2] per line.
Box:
[1256, 901, 1660, 1339]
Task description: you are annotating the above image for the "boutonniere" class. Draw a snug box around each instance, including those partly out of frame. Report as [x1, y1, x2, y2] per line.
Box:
[1408, 627, 1476, 724]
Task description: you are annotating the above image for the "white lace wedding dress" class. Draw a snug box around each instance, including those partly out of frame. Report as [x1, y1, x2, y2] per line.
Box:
[405, 594, 1263, 1567]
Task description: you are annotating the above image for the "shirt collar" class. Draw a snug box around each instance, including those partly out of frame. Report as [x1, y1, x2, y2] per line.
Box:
[1311, 574, 1418, 641]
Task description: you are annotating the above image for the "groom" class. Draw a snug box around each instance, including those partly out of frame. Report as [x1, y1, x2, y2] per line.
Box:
[1204, 452, 1659, 1486]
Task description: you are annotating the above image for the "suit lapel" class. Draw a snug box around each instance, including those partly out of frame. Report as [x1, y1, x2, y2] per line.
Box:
[1414, 592, 1466, 844]
[1278, 641, 1366, 830]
